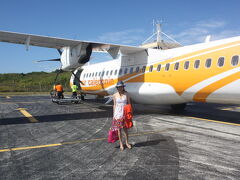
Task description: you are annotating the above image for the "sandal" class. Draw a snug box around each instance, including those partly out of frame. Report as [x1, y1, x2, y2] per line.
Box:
[120, 146, 124, 151]
[126, 143, 132, 149]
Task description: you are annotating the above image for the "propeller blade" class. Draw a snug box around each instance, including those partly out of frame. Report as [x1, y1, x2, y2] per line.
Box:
[36, 58, 61, 62]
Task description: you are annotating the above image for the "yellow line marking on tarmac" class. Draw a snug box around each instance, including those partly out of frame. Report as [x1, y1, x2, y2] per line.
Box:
[0, 128, 180, 153]
[221, 107, 240, 111]
[221, 108, 233, 111]
[16, 108, 39, 123]
[185, 116, 240, 127]
[0, 101, 44, 104]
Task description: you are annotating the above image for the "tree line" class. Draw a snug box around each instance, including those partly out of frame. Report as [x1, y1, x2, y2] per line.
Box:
[0, 71, 72, 92]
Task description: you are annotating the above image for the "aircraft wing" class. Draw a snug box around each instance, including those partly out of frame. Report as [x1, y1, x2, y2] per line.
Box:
[0, 30, 145, 57]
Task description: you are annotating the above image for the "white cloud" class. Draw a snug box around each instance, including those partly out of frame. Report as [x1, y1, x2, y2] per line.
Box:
[97, 29, 145, 46]
[171, 20, 240, 45]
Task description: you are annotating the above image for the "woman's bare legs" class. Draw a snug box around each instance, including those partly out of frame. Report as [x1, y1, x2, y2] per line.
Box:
[118, 129, 124, 151]
[123, 128, 132, 149]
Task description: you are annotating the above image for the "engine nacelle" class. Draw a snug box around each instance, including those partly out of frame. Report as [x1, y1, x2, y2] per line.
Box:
[60, 43, 92, 71]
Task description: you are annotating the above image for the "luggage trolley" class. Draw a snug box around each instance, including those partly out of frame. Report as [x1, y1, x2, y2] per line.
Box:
[50, 91, 82, 105]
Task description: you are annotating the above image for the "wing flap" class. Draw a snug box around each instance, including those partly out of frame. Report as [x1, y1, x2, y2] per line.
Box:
[0, 30, 145, 57]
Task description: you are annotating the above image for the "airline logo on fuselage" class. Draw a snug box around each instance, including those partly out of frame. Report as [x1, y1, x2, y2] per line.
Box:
[82, 78, 114, 87]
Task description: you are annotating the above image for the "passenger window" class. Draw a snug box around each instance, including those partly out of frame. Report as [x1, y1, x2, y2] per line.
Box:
[194, 60, 200, 69]
[130, 67, 134, 74]
[119, 69, 122, 75]
[95, 72, 98, 77]
[135, 66, 140, 73]
[231, 55, 239, 66]
[106, 71, 109, 76]
[149, 65, 153, 72]
[218, 57, 225, 67]
[114, 69, 118, 75]
[124, 68, 128, 74]
[184, 61, 190, 70]
[174, 62, 179, 70]
[157, 64, 161, 72]
[102, 71, 105, 76]
[165, 63, 170, 71]
[142, 66, 146, 73]
[205, 58, 212, 68]
[110, 70, 113, 75]
[98, 72, 101, 76]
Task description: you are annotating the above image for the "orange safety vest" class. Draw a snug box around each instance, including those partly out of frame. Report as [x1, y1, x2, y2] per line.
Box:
[55, 84, 63, 92]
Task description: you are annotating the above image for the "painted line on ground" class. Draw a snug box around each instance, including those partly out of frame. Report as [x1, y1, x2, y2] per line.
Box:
[221, 108, 233, 111]
[0, 101, 45, 104]
[221, 107, 240, 111]
[0, 128, 180, 153]
[6, 96, 11, 99]
[159, 112, 240, 127]
[16, 108, 39, 123]
[185, 116, 240, 127]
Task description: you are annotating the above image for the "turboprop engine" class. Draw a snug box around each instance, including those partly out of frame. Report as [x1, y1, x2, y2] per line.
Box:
[60, 43, 92, 71]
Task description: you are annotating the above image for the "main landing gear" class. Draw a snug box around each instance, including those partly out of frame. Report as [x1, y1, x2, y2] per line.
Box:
[170, 103, 187, 111]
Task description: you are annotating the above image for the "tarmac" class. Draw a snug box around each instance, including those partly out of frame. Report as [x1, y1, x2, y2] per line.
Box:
[0, 95, 240, 179]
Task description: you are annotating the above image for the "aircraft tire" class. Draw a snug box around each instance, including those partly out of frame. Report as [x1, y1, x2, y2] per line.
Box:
[171, 103, 187, 111]
[81, 95, 85, 101]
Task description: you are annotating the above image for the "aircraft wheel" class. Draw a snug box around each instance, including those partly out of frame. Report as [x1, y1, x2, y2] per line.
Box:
[171, 103, 187, 111]
[81, 95, 85, 101]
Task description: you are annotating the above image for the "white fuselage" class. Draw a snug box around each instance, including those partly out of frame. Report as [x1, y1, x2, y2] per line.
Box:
[70, 36, 240, 105]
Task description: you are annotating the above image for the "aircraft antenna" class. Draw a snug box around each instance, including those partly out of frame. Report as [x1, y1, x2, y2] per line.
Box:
[141, 21, 182, 49]
[152, 19, 155, 35]
[156, 22, 161, 43]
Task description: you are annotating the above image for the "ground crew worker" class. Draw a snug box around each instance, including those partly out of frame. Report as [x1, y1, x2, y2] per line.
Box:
[55, 83, 64, 99]
[71, 82, 78, 98]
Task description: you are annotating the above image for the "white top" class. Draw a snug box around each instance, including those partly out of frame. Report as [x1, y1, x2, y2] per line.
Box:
[114, 94, 127, 120]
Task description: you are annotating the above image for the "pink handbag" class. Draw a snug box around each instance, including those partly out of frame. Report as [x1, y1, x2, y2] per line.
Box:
[108, 129, 119, 143]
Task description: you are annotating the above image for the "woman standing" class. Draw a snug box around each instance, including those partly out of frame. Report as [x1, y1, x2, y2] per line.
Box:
[112, 81, 132, 151]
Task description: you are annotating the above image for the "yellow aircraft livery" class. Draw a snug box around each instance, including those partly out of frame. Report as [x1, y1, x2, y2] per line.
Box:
[0, 30, 239, 109]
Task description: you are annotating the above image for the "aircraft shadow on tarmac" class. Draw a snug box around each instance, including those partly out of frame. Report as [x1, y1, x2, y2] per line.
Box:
[0, 103, 239, 125]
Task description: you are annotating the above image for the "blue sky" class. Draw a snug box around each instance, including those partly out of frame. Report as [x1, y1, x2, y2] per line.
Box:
[0, 0, 240, 73]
